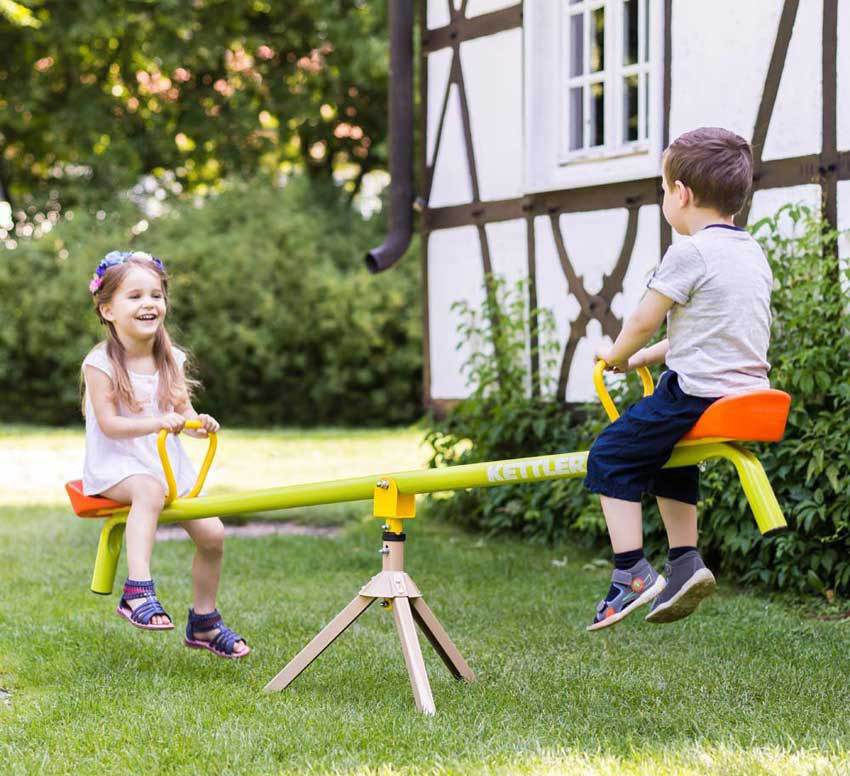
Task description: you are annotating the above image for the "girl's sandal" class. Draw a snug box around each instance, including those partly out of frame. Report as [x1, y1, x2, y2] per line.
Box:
[116, 578, 174, 630]
[185, 608, 251, 659]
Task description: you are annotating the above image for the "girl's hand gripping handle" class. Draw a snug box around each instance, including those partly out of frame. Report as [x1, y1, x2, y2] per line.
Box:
[593, 360, 655, 422]
[156, 419, 218, 504]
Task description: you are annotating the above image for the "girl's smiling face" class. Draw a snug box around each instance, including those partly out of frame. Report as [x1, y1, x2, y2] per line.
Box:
[98, 265, 167, 343]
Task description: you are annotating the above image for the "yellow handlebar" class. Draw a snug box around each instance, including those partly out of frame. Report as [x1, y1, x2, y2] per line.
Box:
[593, 360, 655, 422]
[156, 420, 218, 504]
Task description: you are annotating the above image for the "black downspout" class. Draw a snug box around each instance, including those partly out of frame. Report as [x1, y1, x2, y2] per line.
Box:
[365, 0, 414, 273]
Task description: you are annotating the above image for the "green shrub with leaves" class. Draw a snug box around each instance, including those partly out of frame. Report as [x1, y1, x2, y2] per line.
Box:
[0, 175, 422, 426]
[426, 205, 850, 597]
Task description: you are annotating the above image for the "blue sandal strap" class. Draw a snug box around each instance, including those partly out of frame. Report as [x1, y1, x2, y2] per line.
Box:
[129, 597, 170, 625]
[210, 625, 244, 655]
[122, 578, 157, 602]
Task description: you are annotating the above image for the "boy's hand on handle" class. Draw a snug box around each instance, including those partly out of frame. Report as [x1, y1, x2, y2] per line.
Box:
[158, 412, 186, 433]
[595, 349, 630, 374]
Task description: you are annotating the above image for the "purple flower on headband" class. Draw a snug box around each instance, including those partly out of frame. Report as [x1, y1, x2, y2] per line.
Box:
[89, 250, 166, 295]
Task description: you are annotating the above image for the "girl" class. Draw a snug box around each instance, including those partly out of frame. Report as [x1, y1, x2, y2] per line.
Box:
[82, 250, 249, 658]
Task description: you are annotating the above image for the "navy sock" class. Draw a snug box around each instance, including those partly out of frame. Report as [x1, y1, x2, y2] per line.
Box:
[668, 546, 697, 562]
[613, 548, 645, 570]
[608, 549, 645, 600]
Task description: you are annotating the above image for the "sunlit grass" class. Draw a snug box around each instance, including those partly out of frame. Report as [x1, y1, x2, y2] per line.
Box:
[1, 426, 848, 774]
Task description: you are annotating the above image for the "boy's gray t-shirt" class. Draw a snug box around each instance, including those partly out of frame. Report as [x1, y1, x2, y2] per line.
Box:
[646, 225, 772, 398]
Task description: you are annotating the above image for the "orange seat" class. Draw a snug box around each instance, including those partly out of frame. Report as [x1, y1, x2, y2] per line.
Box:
[681, 390, 791, 442]
[65, 479, 126, 518]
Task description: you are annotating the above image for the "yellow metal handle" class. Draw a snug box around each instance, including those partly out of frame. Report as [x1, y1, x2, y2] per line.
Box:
[156, 419, 218, 504]
[593, 360, 655, 421]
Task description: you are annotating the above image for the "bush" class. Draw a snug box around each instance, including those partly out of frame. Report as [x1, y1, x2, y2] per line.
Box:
[426, 205, 850, 597]
[0, 175, 422, 426]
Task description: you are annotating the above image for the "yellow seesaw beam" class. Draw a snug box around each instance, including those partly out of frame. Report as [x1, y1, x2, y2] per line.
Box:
[89, 438, 785, 594]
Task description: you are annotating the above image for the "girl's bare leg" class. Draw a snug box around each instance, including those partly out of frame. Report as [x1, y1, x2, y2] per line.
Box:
[180, 518, 247, 654]
[600, 496, 643, 552]
[100, 474, 169, 626]
[180, 517, 224, 615]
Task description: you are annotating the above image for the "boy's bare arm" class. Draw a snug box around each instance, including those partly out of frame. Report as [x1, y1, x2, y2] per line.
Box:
[84, 366, 181, 438]
[599, 290, 674, 370]
[630, 339, 670, 370]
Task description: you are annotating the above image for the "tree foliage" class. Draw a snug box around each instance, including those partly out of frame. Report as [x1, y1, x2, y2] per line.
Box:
[0, 0, 388, 207]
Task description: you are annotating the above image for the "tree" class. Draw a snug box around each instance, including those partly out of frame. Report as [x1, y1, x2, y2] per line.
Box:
[0, 0, 388, 207]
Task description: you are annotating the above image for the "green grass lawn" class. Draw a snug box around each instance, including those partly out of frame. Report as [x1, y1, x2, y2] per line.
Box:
[1, 427, 849, 775]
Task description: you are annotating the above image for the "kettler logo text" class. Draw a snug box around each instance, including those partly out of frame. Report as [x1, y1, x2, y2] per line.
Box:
[487, 454, 585, 483]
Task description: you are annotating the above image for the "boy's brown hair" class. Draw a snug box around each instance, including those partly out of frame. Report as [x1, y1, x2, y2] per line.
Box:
[663, 127, 753, 216]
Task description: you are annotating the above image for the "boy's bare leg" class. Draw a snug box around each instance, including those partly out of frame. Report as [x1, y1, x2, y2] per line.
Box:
[600, 496, 643, 551]
[100, 474, 169, 626]
[656, 496, 698, 547]
[646, 497, 715, 623]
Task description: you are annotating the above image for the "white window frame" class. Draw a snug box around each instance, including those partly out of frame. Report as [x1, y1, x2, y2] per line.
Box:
[524, 0, 664, 193]
[559, 0, 653, 163]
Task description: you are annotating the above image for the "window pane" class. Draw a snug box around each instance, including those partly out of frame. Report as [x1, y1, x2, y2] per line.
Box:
[590, 82, 604, 146]
[642, 72, 649, 139]
[569, 13, 584, 77]
[642, 0, 649, 62]
[623, 74, 639, 142]
[591, 7, 605, 72]
[623, 0, 638, 65]
[569, 86, 584, 150]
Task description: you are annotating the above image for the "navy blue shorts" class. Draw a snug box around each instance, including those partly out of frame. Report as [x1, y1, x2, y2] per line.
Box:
[583, 371, 718, 505]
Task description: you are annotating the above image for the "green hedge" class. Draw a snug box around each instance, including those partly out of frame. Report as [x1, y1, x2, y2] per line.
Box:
[0, 176, 422, 426]
[426, 206, 850, 597]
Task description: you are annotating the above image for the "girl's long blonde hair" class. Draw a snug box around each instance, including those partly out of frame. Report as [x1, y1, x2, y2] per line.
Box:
[81, 255, 199, 415]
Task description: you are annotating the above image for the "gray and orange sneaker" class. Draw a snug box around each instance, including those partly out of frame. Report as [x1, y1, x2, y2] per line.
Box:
[587, 559, 666, 632]
[645, 550, 716, 624]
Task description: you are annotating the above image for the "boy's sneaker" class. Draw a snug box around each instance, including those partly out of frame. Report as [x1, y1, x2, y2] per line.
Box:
[587, 559, 666, 631]
[645, 550, 716, 624]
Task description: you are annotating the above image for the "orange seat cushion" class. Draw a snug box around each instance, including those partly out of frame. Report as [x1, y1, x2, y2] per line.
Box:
[681, 389, 791, 442]
[65, 479, 125, 518]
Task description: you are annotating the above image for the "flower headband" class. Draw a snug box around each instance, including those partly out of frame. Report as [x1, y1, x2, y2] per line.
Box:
[89, 251, 166, 295]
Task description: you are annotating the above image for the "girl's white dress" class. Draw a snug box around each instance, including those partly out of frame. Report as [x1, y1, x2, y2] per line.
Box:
[82, 344, 198, 497]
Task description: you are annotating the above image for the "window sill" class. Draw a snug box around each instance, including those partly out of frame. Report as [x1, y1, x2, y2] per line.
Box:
[558, 144, 650, 167]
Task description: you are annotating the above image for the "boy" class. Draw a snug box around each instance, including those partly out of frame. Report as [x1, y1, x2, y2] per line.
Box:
[584, 127, 773, 631]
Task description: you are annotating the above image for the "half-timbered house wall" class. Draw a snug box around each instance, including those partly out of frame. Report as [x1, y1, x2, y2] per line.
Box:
[421, 0, 849, 407]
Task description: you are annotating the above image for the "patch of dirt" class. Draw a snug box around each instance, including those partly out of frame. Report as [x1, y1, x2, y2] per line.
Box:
[155, 521, 340, 541]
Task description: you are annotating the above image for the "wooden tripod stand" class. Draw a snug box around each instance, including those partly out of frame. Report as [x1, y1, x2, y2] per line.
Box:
[263, 480, 475, 715]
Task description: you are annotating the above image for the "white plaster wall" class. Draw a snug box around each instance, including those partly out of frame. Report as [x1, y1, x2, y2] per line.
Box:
[465, 0, 517, 17]
[429, 84, 474, 207]
[428, 227, 484, 398]
[426, 48, 453, 167]
[427, 0, 451, 30]
[838, 0, 850, 151]
[534, 216, 581, 398]
[762, 0, 822, 161]
[485, 219, 528, 285]
[837, 181, 850, 296]
[559, 208, 630, 296]
[747, 184, 822, 230]
[461, 29, 525, 201]
[610, 205, 662, 322]
[669, 0, 783, 141]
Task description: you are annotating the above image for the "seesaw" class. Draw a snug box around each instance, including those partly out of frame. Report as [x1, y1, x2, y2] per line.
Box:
[66, 365, 791, 715]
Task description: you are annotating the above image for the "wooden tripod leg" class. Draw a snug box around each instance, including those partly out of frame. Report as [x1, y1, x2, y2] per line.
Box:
[392, 596, 436, 715]
[264, 594, 374, 693]
[411, 596, 475, 682]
